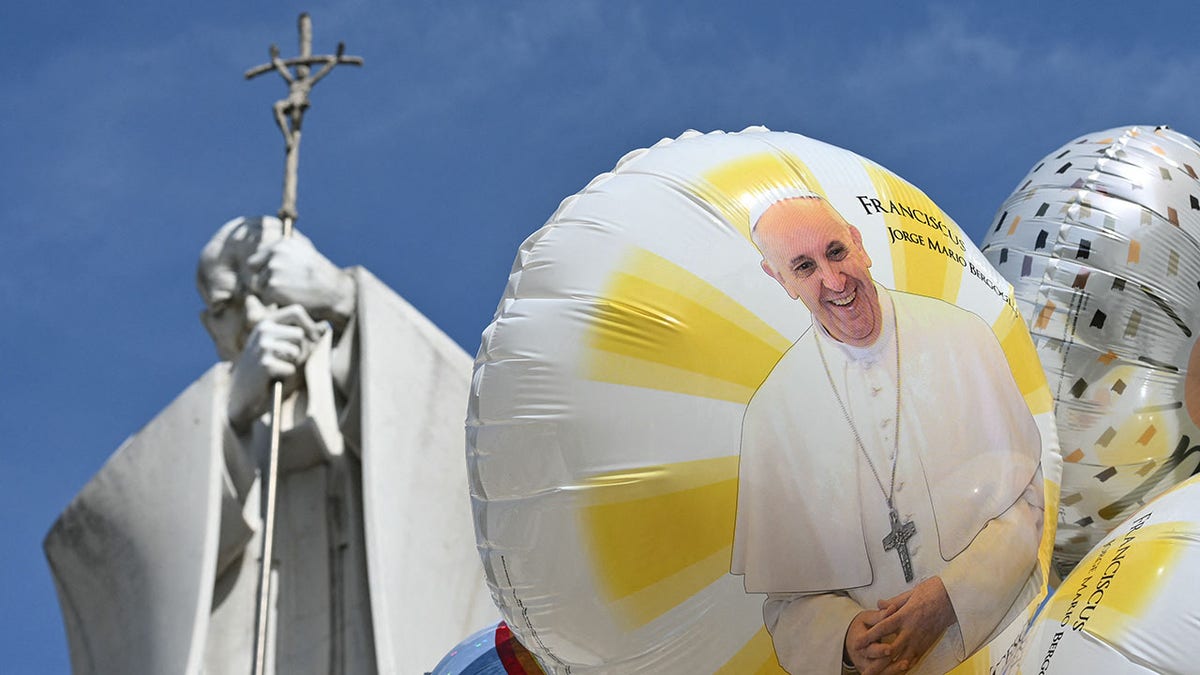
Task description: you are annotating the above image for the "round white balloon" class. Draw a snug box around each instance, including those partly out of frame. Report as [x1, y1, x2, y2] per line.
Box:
[470, 128, 1061, 673]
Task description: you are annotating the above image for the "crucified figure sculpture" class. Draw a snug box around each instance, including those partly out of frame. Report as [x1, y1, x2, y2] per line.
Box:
[243, 13, 362, 675]
[245, 12, 362, 222]
[266, 40, 345, 150]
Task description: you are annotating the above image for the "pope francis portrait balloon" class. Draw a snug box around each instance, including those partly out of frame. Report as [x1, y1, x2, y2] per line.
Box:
[731, 190, 1044, 675]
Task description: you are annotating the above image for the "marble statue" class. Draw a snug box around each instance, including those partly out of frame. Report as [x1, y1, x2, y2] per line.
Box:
[45, 215, 495, 674]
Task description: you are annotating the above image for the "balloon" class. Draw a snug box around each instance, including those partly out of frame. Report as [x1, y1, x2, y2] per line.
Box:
[430, 621, 545, 675]
[469, 128, 1061, 673]
[981, 125, 1200, 575]
[1015, 473, 1200, 674]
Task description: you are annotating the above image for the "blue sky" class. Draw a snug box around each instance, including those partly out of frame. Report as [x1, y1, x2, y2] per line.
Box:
[6, 1, 1200, 671]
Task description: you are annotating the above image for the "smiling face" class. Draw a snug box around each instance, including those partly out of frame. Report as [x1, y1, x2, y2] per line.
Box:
[753, 197, 882, 347]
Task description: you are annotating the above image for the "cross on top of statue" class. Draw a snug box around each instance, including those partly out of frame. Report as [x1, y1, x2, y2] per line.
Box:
[245, 12, 363, 224]
[243, 15, 362, 675]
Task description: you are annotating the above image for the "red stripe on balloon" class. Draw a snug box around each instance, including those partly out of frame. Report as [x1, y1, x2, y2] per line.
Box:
[495, 622, 526, 674]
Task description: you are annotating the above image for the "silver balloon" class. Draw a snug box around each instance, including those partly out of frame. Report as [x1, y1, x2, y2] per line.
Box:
[982, 125, 1200, 575]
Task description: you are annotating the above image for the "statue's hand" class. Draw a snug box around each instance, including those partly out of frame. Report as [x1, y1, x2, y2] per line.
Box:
[227, 304, 325, 431]
[246, 233, 356, 327]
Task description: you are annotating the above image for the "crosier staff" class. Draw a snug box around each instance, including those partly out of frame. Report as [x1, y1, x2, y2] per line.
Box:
[243, 13, 361, 675]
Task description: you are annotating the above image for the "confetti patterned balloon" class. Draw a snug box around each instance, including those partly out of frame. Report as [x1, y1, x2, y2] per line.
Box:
[981, 125, 1200, 575]
[470, 128, 1061, 673]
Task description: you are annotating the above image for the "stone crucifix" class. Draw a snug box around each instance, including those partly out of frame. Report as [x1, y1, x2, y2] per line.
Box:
[245, 12, 363, 225]
[244, 14, 361, 675]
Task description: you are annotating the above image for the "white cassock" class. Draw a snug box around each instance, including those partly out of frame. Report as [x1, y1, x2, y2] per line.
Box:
[45, 268, 496, 675]
[731, 285, 1043, 675]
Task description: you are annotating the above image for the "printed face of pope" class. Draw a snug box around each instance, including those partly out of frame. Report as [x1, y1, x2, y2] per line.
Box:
[754, 197, 883, 347]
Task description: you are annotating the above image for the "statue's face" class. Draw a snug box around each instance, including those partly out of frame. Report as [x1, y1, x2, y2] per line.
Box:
[755, 198, 882, 347]
[198, 219, 282, 361]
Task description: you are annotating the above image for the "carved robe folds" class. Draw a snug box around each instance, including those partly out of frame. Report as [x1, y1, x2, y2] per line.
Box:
[46, 269, 495, 674]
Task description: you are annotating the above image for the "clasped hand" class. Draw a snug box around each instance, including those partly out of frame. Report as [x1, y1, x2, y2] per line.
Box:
[246, 233, 356, 328]
[844, 577, 956, 674]
[227, 304, 326, 431]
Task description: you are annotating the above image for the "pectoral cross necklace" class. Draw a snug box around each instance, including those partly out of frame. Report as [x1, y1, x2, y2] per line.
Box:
[816, 312, 917, 583]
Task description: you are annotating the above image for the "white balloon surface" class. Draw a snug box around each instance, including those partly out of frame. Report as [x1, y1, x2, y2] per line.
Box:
[469, 128, 1061, 673]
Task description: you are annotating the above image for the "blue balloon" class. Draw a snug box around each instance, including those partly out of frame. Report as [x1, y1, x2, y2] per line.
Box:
[429, 622, 544, 675]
